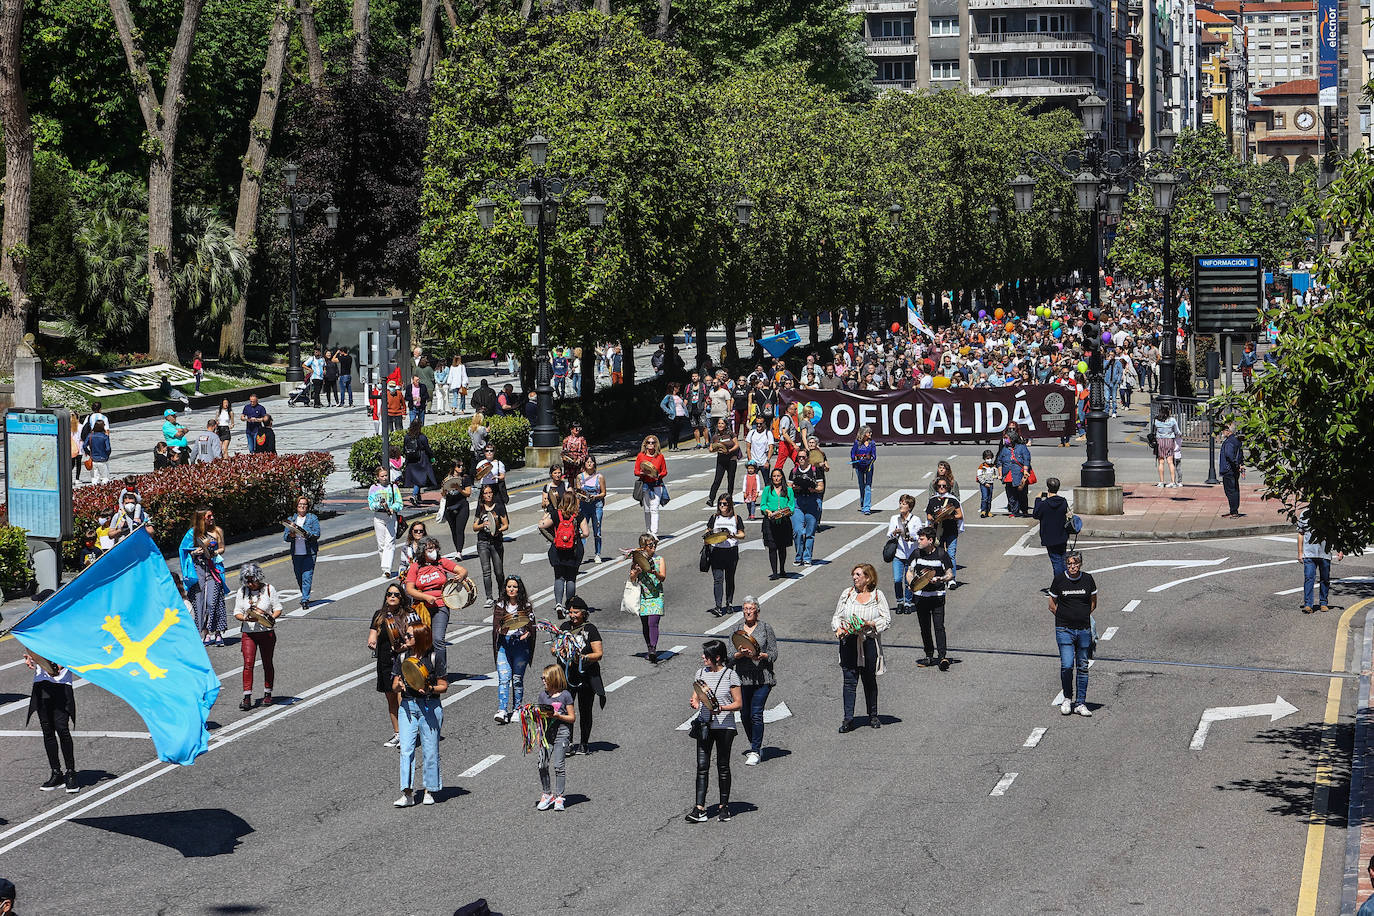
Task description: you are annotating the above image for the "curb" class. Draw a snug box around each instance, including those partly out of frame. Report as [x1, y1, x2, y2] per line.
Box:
[1342, 606, 1374, 915]
[98, 382, 282, 423]
[1078, 522, 1292, 540]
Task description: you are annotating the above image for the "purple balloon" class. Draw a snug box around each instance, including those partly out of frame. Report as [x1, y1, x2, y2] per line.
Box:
[1101, 331, 1112, 344]
[978, 310, 987, 319]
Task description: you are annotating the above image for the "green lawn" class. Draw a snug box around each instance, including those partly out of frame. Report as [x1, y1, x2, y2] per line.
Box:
[42, 364, 286, 412]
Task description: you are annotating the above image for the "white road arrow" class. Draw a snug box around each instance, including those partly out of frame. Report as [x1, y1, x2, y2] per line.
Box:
[1092, 558, 1228, 574]
[1189, 695, 1298, 749]
[676, 702, 793, 731]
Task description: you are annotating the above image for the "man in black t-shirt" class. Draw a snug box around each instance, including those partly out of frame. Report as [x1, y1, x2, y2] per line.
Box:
[908, 527, 954, 669]
[558, 598, 604, 756]
[336, 347, 354, 407]
[1048, 551, 1097, 717]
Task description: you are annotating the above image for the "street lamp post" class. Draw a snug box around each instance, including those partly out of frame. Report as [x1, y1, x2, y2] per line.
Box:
[474, 133, 605, 453]
[274, 163, 338, 383]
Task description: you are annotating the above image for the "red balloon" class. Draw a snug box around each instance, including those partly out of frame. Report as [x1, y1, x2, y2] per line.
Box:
[891, 322, 901, 333]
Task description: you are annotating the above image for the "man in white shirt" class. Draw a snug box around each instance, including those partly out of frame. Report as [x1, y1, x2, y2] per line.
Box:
[744, 415, 775, 466]
[191, 419, 224, 463]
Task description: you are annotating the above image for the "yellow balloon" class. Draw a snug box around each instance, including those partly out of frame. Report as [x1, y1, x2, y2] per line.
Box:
[932, 375, 951, 389]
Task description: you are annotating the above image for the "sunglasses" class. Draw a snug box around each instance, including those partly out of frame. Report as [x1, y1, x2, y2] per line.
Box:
[385, 591, 403, 598]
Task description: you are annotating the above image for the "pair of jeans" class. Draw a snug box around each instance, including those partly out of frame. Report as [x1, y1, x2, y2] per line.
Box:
[408, 408, 426, 426]
[452, 390, 467, 412]
[740, 683, 771, 754]
[792, 495, 820, 563]
[1121, 387, 1133, 409]
[399, 696, 443, 792]
[1004, 483, 1026, 516]
[1046, 545, 1067, 581]
[33, 682, 75, 773]
[246, 429, 259, 454]
[339, 374, 353, 405]
[891, 555, 911, 606]
[1303, 557, 1332, 608]
[943, 537, 958, 580]
[979, 483, 993, 515]
[477, 538, 505, 599]
[856, 466, 874, 513]
[539, 733, 570, 796]
[572, 374, 581, 396]
[1055, 626, 1091, 705]
[1105, 384, 1119, 413]
[291, 553, 314, 603]
[1221, 472, 1241, 514]
[496, 636, 531, 713]
[842, 662, 878, 720]
[240, 630, 276, 693]
[554, 375, 567, 398]
[915, 596, 947, 659]
[694, 728, 735, 808]
[579, 500, 603, 556]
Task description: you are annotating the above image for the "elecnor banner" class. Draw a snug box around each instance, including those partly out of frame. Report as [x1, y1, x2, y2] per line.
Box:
[1318, 0, 1337, 106]
[778, 386, 1074, 446]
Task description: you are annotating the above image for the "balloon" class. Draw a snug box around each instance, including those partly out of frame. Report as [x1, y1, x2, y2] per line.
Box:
[931, 375, 951, 389]
[891, 322, 901, 333]
[1051, 319, 1060, 329]
[959, 346, 970, 356]
[1053, 327, 1063, 338]
[1038, 306, 1048, 318]
[978, 310, 987, 319]
[1077, 360, 1088, 374]
[994, 308, 1004, 319]
[1005, 322, 1014, 332]
[1101, 331, 1112, 344]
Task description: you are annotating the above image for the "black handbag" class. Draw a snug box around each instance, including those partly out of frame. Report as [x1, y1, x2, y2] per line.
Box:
[688, 717, 709, 740]
[881, 536, 899, 564]
[632, 479, 644, 502]
[699, 542, 712, 572]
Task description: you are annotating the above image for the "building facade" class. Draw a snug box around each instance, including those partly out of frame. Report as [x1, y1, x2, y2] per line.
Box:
[1247, 77, 1323, 164]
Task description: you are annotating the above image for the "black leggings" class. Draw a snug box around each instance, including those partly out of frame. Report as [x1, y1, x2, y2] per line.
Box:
[708, 459, 737, 503]
[694, 727, 735, 808]
[35, 683, 75, 773]
[667, 416, 685, 449]
[446, 510, 468, 557]
[572, 681, 597, 745]
[915, 596, 947, 659]
[711, 547, 739, 609]
[764, 519, 790, 575]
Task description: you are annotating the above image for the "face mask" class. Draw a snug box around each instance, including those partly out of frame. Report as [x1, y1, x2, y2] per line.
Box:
[123, 503, 135, 512]
[426, 550, 438, 561]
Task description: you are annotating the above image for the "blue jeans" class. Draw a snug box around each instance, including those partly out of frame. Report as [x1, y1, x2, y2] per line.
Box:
[1046, 545, 1066, 581]
[408, 408, 425, 426]
[245, 428, 260, 454]
[892, 555, 910, 605]
[856, 466, 874, 513]
[572, 374, 581, 396]
[944, 537, 957, 579]
[1303, 557, 1332, 608]
[740, 683, 771, 754]
[979, 483, 993, 515]
[398, 696, 443, 791]
[339, 374, 353, 406]
[554, 375, 567, 397]
[1105, 384, 1119, 412]
[792, 495, 820, 563]
[1056, 626, 1091, 705]
[291, 553, 315, 603]
[496, 636, 532, 713]
[580, 500, 604, 556]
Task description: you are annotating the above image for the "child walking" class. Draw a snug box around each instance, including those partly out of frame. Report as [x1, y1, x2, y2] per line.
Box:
[535, 664, 575, 812]
[975, 450, 998, 518]
[741, 460, 763, 521]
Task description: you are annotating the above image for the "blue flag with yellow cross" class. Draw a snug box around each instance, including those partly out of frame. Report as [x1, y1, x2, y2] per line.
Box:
[12, 527, 220, 765]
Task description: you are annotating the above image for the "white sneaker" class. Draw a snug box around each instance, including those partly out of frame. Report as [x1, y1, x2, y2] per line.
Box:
[421, 791, 436, 806]
[383, 733, 401, 748]
[494, 710, 506, 723]
[593, 555, 603, 564]
[744, 751, 761, 766]
[1060, 699, 1073, 715]
[1074, 704, 1093, 717]
[553, 796, 566, 812]
[393, 792, 415, 808]
[1154, 482, 1165, 488]
[537, 793, 555, 811]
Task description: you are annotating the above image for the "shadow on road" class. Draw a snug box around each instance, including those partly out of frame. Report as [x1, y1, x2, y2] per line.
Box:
[1215, 720, 1352, 824]
[70, 808, 254, 857]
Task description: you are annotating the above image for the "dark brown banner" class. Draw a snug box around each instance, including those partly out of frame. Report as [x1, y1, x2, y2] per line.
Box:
[778, 385, 1074, 445]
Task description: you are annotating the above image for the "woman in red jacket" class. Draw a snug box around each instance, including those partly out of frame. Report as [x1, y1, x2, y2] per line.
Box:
[634, 435, 668, 537]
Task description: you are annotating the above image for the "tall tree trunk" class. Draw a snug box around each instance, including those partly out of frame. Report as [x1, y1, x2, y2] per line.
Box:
[298, 0, 325, 89]
[694, 322, 707, 370]
[0, 0, 34, 368]
[405, 0, 438, 91]
[594, 0, 609, 13]
[655, 0, 670, 39]
[749, 316, 763, 363]
[350, 0, 369, 73]
[520, 0, 534, 20]
[830, 304, 840, 342]
[621, 339, 635, 387]
[441, 0, 460, 28]
[723, 321, 738, 366]
[110, 0, 206, 366]
[808, 310, 819, 347]
[219, 3, 292, 361]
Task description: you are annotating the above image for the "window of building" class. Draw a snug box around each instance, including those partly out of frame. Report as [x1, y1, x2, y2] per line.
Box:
[1258, 42, 1271, 49]
[1302, 39, 1312, 48]
[989, 15, 1007, 34]
[1274, 54, 1288, 63]
[879, 17, 914, 37]
[930, 16, 959, 36]
[931, 59, 960, 80]
[1272, 13, 1287, 21]
[1275, 112, 1286, 128]
[1274, 41, 1288, 49]
[1027, 14, 1070, 33]
[1257, 14, 1270, 21]
[1302, 25, 1312, 34]
[1273, 27, 1287, 35]
[880, 60, 915, 82]
[1257, 27, 1271, 35]
[989, 58, 1010, 77]
[1027, 56, 1071, 76]
[1301, 53, 1311, 62]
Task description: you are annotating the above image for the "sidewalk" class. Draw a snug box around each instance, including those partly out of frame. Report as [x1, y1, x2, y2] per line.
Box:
[1079, 481, 1292, 540]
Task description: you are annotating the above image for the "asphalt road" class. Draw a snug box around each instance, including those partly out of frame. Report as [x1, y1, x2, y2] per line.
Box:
[1, 440, 1370, 916]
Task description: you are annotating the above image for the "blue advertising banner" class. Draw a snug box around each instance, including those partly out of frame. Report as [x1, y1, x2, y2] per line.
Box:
[1318, 0, 1338, 106]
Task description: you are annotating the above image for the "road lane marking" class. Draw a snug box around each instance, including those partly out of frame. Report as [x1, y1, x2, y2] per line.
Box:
[603, 675, 635, 693]
[677, 701, 792, 730]
[1023, 728, 1047, 748]
[1101, 627, 1118, 640]
[1121, 600, 1140, 613]
[989, 773, 1018, 796]
[457, 755, 504, 778]
[0, 729, 150, 739]
[757, 524, 887, 604]
[1148, 560, 1290, 593]
[705, 613, 743, 635]
[1296, 597, 1371, 916]
[825, 489, 859, 510]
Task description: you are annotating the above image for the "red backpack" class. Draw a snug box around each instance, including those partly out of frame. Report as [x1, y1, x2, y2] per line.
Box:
[553, 511, 577, 550]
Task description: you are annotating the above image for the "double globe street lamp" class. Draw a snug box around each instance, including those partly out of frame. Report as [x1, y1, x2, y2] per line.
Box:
[475, 133, 606, 454]
[275, 163, 338, 383]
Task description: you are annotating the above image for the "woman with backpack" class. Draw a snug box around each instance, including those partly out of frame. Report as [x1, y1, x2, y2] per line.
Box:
[539, 492, 591, 619]
[401, 420, 437, 507]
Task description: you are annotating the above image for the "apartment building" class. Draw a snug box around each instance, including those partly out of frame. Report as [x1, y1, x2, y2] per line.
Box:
[1210, 0, 1318, 92]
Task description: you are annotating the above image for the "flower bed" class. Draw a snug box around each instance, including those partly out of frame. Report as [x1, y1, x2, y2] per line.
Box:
[347, 415, 530, 487]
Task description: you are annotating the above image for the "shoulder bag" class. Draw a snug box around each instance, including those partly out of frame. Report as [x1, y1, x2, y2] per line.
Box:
[621, 577, 642, 615]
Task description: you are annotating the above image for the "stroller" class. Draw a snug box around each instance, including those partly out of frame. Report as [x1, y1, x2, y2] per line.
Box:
[286, 380, 312, 407]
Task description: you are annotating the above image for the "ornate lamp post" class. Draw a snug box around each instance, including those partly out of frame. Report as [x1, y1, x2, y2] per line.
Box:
[275, 163, 338, 383]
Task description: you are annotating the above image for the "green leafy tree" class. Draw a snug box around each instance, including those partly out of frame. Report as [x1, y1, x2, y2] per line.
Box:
[1218, 149, 1374, 555]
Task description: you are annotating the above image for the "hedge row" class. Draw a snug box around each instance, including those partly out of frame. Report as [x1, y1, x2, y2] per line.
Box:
[347, 415, 531, 487]
[0, 526, 34, 597]
[12, 452, 336, 567]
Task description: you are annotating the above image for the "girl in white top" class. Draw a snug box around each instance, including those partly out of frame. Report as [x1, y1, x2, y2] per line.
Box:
[886, 494, 921, 610]
[450, 356, 470, 413]
[232, 563, 283, 710]
[705, 495, 746, 615]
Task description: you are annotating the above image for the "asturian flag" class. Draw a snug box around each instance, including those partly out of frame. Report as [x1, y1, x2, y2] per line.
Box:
[906, 297, 935, 341]
[12, 528, 220, 764]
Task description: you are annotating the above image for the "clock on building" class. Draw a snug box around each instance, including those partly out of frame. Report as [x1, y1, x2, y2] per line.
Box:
[1295, 109, 1316, 131]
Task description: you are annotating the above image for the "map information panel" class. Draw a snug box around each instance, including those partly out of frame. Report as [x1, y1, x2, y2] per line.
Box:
[4, 409, 73, 540]
[1194, 255, 1263, 334]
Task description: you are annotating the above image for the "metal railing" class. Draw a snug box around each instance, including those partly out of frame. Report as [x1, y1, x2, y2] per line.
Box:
[1148, 394, 1214, 446]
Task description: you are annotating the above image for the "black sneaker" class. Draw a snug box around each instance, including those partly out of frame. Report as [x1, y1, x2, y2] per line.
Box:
[40, 771, 63, 791]
[647, 650, 660, 665]
[718, 803, 732, 822]
[65, 771, 80, 793]
[566, 744, 581, 757]
[838, 720, 856, 734]
[938, 658, 951, 671]
[685, 806, 708, 823]
[869, 716, 882, 729]
[917, 656, 936, 668]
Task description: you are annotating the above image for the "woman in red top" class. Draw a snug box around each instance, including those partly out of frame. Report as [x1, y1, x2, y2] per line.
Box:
[404, 537, 470, 647]
[635, 435, 668, 538]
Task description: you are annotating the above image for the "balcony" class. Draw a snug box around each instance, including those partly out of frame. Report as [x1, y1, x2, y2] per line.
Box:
[969, 30, 1100, 53]
[968, 74, 1099, 96]
[874, 79, 919, 91]
[850, 0, 919, 11]
[969, 0, 1096, 7]
[866, 35, 920, 55]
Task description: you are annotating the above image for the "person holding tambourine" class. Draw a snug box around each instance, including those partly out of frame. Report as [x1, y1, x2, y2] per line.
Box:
[559, 597, 604, 756]
[472, 483, 509, 609]
[731, 597, 777, 767]
[232, 563, 282, 710]
[759, 467, 796, 580]
[685, 639, 743, 823]
[833, 563, 891, 734]
[704, 495, 746, 616]
[391, 617, 448, 807]
[404, 536, 470, 646]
